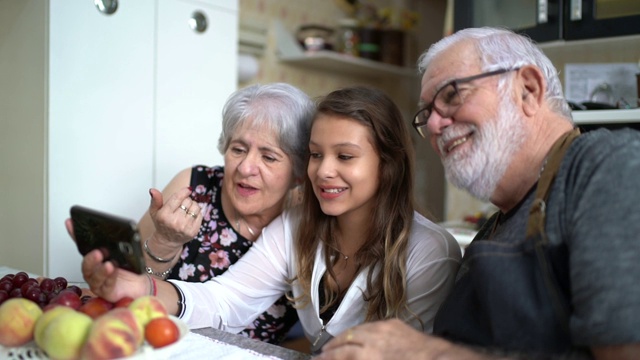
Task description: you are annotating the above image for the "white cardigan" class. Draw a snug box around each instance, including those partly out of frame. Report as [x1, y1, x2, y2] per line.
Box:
[170, 209, 461, 352]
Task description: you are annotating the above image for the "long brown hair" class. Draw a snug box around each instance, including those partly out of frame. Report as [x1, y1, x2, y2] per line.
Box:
[292, 86, 417, 322]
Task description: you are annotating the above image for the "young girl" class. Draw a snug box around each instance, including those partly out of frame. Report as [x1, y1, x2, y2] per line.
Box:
[76, 86, 461, 353]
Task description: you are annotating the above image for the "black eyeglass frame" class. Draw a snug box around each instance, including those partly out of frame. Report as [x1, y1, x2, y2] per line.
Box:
[412, 67, 521, 138]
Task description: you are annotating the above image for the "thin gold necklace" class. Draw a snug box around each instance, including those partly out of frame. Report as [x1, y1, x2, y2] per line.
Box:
[235, 216, 255, 237]
[328, 244, 349, 261]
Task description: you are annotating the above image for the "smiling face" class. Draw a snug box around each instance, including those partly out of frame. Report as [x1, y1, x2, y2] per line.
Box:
[420, 41, 526, 200]
[223, 120, 296, 222]
[307, 114, 380, 222]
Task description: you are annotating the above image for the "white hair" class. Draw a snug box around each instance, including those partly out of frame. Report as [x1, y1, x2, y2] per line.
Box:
[417, 27, 573, 120]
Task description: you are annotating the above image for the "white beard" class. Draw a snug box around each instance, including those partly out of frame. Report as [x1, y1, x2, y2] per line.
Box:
[440, 95, 526, 201]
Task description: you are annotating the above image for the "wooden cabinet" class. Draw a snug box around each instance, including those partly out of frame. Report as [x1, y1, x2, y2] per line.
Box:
[0, 0, 238, 281]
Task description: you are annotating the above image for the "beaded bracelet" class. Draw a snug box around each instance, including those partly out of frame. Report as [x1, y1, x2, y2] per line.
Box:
[144, 237, 178, 263]
[145, 273, 155, 296]
[146, 266, 172, 280]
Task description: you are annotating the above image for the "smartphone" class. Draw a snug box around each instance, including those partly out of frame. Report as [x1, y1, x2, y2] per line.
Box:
[70, 205, 146, 274]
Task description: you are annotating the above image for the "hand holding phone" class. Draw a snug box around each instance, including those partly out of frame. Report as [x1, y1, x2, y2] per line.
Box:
[70, 205, 146, 274]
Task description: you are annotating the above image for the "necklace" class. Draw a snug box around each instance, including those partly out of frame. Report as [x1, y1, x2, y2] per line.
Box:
[235, 216, 255, 237]
[328, 244, 349, 261]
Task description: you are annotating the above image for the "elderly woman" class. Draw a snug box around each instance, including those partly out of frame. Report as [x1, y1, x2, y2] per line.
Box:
[138, 83, 315, 343]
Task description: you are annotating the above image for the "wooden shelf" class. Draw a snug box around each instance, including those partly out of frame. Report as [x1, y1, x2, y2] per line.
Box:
[279, 50, 418, 79]
[275, 20, 418, 80]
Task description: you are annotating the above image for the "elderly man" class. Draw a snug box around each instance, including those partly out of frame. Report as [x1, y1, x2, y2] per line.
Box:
[317, 27, 640, 359]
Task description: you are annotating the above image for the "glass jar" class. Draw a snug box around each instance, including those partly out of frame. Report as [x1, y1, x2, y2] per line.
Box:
[335, 18, 359, 57]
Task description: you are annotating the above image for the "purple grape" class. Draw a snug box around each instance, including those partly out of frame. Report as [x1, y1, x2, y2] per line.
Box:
[37, 292, 48, 307]
[0, 280, 12, 293]
[40, 278, 55, 293]
[24, 287, 42, 303]
[1, 274, 15, 282]
[21, 279, 38, 294]
[0, 290, 9, 305]
[53, 277, 68, 292]
[12, 272, 29, 288]
[9, 288, 22, 298]
[66, 285, 82, 297]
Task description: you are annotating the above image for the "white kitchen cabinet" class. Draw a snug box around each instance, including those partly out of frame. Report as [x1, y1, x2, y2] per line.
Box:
[0, 0, 238, 282]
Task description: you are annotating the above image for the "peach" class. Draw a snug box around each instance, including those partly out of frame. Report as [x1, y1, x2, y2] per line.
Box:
[128, 295, 168, 328]
[80, 309, 140, 360]
[0, 298, 43, 346]
[102, 307, 144, 346]
[38, 310, 93, 360]
[34, 305, 76, 346]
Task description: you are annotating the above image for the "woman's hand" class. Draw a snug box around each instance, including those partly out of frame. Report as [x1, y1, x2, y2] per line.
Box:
[80, 249, 147, 303]
[65, 218, 148, 302]
[148, 187, 203, 248]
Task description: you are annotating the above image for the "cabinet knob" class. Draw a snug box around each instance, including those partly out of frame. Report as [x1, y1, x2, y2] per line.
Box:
[189, 11, 208, 33]
[94, 0, 118, 15]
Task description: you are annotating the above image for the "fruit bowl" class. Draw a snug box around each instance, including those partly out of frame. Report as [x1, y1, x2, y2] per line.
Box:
[0, 315, 189, 360]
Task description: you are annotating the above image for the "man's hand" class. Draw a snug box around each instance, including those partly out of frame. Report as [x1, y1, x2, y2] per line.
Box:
[316, 319, 483, 360]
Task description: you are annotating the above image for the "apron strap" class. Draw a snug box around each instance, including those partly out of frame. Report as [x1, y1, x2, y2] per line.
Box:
[526, 128, 581, 241]
[525, 127, 581, 339]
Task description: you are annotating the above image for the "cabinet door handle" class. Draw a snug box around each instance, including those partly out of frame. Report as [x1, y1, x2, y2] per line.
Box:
[94, 0, 118, 15]
[189, 11, 208, 33]
[570, 0, 582, 21]
[537, 0, 548, 24]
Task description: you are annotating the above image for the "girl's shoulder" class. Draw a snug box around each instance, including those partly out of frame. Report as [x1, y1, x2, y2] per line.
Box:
[409, 211, 462, 262]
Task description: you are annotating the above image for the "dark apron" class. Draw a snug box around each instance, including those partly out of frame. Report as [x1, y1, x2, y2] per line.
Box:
[434, 129, 591, 358]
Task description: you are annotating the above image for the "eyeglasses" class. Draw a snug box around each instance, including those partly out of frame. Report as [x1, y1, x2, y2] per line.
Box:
[412, 67, 520, 138]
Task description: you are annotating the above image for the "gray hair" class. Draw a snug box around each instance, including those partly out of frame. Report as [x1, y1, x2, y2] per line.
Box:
[217, 83, 315, 179]
[417, 27, 572, 119]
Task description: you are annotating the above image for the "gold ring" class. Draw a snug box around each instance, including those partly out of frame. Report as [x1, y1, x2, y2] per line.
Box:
[345, 329, 354, 342]
[179, 205, 188, 212]
[187, 211, 197, 218]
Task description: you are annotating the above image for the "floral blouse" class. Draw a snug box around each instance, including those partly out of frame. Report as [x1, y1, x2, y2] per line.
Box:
[166, 165, 298, 344]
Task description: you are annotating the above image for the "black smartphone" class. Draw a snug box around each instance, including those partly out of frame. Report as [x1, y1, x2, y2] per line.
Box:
[70, 205, 146, 274]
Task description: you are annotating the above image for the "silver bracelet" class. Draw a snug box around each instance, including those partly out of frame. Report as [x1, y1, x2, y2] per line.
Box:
[146, 266, 172, 280]
[144, 237, 178, 263]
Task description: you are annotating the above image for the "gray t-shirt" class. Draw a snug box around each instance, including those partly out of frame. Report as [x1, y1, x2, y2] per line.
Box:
[434, 127, 640, 355]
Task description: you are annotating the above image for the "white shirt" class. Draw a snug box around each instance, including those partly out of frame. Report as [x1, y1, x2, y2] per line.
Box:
[170, 209, 461, 351]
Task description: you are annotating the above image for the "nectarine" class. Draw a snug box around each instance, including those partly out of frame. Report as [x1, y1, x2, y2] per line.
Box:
[0, 298, 43, 346]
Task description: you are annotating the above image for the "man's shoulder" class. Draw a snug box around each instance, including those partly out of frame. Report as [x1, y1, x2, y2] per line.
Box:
[574, 127, 640, 150]
[566, 127, 640, 167]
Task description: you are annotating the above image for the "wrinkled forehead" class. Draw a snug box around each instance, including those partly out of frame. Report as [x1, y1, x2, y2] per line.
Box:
[419, 41, 482, 102]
